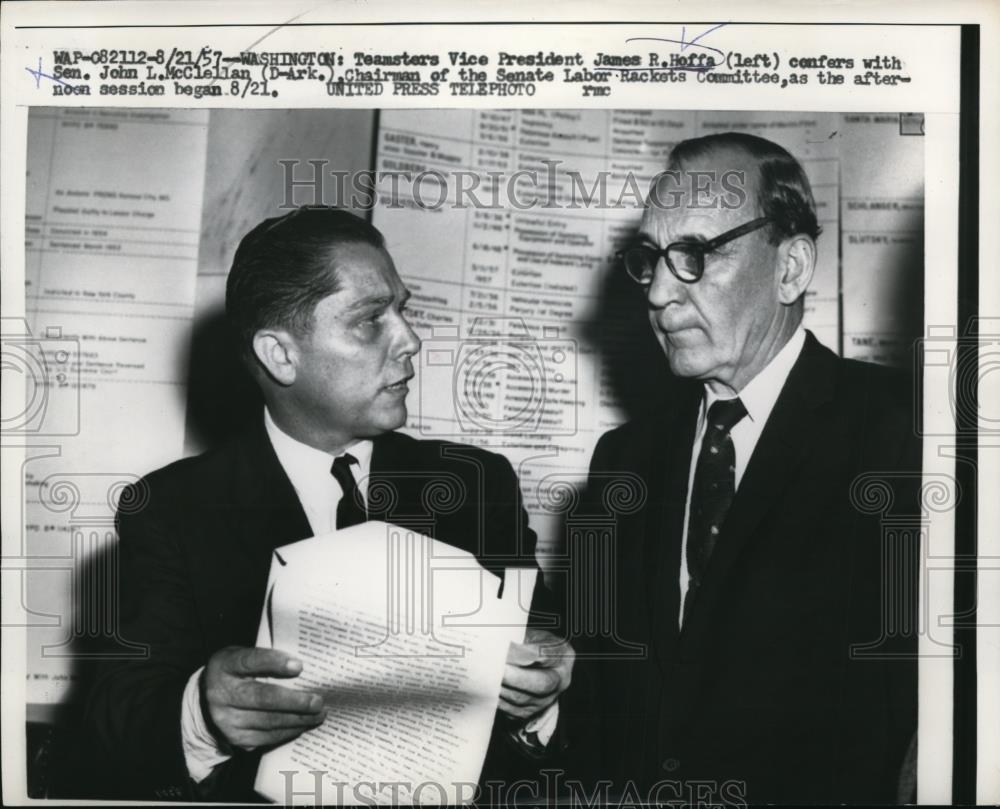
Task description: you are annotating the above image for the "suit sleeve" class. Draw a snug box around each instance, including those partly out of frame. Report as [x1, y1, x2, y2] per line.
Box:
[844, 367, 921, 797]
[83, 482, 268, 802]
[473, 450, 574, 778]
[884, 392, 922, 794]
[82, 481, 203, 800]
[475, 450, 555, 622]
[551, 428, 619, 779]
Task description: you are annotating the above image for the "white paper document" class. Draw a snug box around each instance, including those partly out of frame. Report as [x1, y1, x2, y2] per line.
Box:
[254, 521, 537, 805]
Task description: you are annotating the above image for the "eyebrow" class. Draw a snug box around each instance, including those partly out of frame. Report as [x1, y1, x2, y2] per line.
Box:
[635, 231, 709, 247]
[673, 232, 711, 244]
[344, 288, 411, 312]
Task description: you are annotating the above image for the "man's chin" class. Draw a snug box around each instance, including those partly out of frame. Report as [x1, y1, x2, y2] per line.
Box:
[378, 404, 409, 433]
[665, 349, 713, 380]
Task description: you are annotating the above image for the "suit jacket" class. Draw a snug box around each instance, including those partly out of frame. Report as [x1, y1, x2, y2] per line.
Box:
[82, 416, 547, 801]
[563, 332, 920, 805]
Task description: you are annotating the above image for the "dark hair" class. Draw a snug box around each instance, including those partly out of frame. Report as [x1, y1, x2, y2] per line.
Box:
[225, 207, 386, 360]
[666, 132, 822, 244]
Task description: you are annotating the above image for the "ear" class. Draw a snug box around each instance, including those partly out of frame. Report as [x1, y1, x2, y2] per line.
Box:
[776, 234, 816, 306]
[251, 328, 299, 386]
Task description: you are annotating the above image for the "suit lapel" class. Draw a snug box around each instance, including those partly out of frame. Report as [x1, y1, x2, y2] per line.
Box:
[231, 415, 313, 571]
[192, 414, 313, 648]
[220, 427, 426, 624]
[645, 385, 702, 672]
[368, 431, 426, 528]
[679, 333, 839, 648]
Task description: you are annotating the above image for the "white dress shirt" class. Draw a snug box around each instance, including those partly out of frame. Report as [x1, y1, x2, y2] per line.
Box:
[262, 408, 373, 535]
[181, 409, 373, 782]
[678, 327, 806, 627]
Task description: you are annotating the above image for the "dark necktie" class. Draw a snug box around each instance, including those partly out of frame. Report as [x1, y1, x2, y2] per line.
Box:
[330, 453, 366, 530]
[686, 397, 747, 608]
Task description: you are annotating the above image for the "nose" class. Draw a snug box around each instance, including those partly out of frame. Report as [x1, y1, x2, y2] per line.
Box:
[645, 256, 687, 310]
[394, 310, 421, 359]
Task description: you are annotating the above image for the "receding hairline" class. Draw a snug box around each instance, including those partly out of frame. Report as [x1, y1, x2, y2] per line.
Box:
[644, 144, 766, 227]
[307, 236, 394, 284]
[309, 241, 406, 309]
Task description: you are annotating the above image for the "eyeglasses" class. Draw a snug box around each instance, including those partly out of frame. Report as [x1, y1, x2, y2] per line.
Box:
[616, 216, 772, 285]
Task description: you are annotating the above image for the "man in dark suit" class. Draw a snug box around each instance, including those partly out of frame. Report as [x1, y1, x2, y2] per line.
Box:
[83, 208, 572, 801]
[565, 133, 919, 804]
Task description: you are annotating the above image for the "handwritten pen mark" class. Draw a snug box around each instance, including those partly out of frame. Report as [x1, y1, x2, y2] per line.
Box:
[622, 25, 728, 74]
[25, 56, 74, 89]
[679, 23, 729, 52]
[207, 4, 322, 89]
[597, 63, 714, 73]
[624, 36, 726, 61]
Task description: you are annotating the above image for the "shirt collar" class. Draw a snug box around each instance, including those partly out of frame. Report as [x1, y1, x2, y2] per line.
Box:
[263, 408, 374, 497]
[703, 326, 806, 423]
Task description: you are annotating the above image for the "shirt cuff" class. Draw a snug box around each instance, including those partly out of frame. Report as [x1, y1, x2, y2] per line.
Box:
[517, 701, 560, 748]
[181, 666, 232, 783]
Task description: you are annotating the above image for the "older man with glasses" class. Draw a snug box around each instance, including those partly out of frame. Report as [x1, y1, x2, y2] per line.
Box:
[565, 132, 920, 805]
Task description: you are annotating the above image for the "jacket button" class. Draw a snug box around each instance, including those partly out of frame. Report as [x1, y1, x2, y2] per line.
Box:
[662, 757, 679, 772]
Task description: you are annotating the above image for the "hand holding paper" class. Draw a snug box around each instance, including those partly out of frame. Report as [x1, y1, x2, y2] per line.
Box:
[201, 646, 326, 752]
[253, 521, 539, 805]
[500, 629, 575, 721]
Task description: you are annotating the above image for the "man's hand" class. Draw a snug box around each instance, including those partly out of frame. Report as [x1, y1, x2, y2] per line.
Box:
[202, 646, 325, 752]
[499, 629, 575, 721]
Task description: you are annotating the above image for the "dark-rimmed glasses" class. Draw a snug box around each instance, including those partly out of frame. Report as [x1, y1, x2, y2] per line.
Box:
[616, 216, 772, 285]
